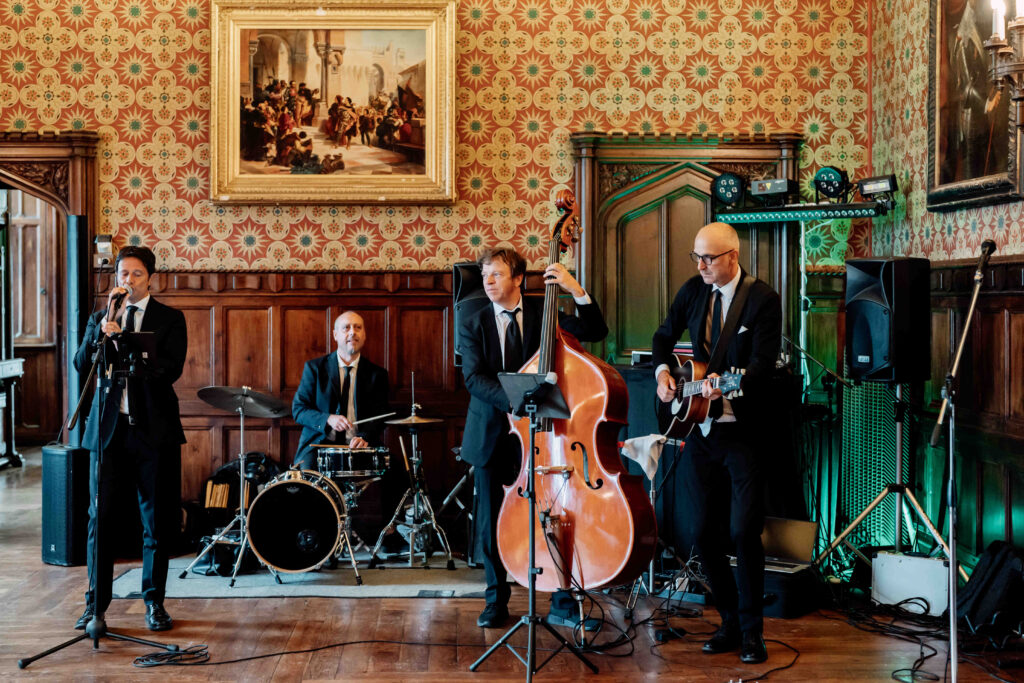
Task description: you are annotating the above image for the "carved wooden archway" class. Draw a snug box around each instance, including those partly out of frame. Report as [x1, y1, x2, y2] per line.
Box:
[0, 131, 99, 446]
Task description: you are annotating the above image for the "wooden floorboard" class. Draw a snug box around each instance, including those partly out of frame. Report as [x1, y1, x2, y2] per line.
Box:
[1, 448, 1019, 682]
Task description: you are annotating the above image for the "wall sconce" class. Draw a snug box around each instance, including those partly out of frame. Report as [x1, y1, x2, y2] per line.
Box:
[984, 0, 1024, 97]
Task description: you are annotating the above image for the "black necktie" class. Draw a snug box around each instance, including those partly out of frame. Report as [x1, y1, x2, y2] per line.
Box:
[339, 364, 352, 420]
[124, 305, 138, 333]
[710, 290, 722, 351]
[503, 308, 523, 372]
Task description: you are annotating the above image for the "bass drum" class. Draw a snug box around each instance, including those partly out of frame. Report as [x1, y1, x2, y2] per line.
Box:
[246, 470, 346, 573]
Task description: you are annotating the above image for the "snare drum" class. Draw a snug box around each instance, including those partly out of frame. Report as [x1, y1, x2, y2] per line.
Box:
[246, 470, 346, 573]
[316, 446, 390, 478]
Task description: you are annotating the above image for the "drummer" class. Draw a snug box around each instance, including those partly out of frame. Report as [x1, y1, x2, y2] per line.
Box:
[292, 311, 391, 469]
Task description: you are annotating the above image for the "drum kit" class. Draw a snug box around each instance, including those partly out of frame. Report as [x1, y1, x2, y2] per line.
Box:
[180, 376, 456, 588]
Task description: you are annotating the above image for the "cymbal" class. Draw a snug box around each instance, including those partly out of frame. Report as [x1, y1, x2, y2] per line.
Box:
[385, 414, 443, 426]
[198, 385, 290, 419]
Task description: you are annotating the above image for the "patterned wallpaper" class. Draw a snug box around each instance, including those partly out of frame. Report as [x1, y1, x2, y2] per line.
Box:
[0, 0, 873, 270]
[871, 0, 1024, 259]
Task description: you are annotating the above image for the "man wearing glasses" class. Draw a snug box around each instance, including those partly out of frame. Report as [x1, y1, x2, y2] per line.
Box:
[651, 221, 781, 665]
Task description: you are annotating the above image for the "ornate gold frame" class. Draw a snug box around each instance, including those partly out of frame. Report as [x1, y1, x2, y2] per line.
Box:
[210, 0, 455, 204]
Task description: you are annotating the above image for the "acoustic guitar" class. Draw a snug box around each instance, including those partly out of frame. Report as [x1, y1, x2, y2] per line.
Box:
[657, 355, 744, 439]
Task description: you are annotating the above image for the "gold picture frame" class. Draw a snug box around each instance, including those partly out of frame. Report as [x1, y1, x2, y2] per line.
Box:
[210, 0, 455, 204]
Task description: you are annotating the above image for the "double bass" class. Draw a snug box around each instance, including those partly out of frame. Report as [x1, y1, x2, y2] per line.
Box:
[496, 190, 657, 593]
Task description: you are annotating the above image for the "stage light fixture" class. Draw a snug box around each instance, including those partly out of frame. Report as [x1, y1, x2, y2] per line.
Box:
[749, 178, 798, 206]
[857, 174, 898, 212]
[712, 172, 746, 208]
[813, 166, 850, 202]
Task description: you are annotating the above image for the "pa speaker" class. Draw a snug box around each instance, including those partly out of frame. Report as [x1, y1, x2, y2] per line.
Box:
[453, 261, 489, 367]
[845, 257, 930, 383]
[41, 445, 91, 566]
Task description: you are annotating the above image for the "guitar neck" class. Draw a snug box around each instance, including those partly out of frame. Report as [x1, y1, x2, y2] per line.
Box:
[679, 377, 719, 398]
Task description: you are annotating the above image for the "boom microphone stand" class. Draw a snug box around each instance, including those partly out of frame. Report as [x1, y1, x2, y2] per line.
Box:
[19, 320, 179, 668]
[929, 239, 996, 683]
[470, 372, 597, 681]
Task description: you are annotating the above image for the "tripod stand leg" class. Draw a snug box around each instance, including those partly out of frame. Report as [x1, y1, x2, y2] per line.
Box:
[368, 488, 411, 568]
[419, 487, 456, 570]
[814, 486, 889, 567]
[337, 520, 362, 585]
[537, 619, 599, 674]
[178, 514, 241, 579]
[902, 489, 969, 581]
[17, 634, 90, 668]
[469, 617, 527, 671]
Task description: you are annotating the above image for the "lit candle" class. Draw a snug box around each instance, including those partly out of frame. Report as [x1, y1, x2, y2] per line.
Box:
[994, 0, 1006, 38]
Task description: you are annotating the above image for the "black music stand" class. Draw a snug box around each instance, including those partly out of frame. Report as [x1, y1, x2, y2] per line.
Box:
[470, 372, 597, 681]
[19, 328, 179, 668]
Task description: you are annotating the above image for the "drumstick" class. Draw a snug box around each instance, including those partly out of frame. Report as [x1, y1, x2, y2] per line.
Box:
[398, 436, 416, 488]
[353, 411, 397, 425]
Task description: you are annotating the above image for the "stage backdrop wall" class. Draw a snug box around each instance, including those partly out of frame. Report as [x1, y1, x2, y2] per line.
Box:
[2, 0, 873, 270]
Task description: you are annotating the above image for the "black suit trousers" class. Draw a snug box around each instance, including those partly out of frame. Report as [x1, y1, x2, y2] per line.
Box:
[679, 422, 765, 634]
[86, 415, 181, 613]
[473, 434, 519, 607]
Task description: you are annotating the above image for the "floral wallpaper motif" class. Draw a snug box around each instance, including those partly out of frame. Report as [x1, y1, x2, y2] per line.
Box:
[1, 0, 873, 270]
[871, 0, 1024, 259]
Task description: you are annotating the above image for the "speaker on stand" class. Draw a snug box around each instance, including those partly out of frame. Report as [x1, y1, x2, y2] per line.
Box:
[41, 445, 91, 566]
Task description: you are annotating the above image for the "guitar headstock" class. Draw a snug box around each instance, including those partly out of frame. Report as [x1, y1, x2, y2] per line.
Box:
[722, 366, 746, 399]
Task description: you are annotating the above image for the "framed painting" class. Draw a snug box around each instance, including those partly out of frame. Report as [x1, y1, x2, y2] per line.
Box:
[210, 0, 455, 204]
[927, 0, 1022, 211]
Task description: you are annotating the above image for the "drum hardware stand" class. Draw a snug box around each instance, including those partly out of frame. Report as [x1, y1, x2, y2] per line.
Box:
[180, 386, 282, 586]
[368, 432, 455, 569]
[928, 240, 995, 682]
[335, 477, 380, 557]
[19, 324, 179, 668]
[471, 373, 597, 681]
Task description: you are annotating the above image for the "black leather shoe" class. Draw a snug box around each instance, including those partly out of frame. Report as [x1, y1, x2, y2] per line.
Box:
[145, 603, 173, 631]
[702, 624, 741, 654]
[476, 603, 509, 628]
[74, 605, 95, 631]
[740, 630, 767, 664]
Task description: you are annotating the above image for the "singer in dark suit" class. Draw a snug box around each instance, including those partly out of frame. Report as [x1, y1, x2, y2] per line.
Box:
[72, 245, 187, 632]
[292, 311, 390, 470]
[651, 222, 781, 664]
[457, 247, 608, 629]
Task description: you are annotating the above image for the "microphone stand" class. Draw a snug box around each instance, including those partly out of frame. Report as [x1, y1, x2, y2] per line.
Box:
[19, 314, 179, 669]
[470, 372, 597, 681]
[929, 239, 996, 683]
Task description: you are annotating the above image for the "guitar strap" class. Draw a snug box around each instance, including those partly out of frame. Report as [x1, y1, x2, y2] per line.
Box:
[706, 274, 755, 373]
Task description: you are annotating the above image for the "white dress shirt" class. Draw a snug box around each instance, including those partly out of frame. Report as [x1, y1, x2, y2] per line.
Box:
[492, 291, 593, 359]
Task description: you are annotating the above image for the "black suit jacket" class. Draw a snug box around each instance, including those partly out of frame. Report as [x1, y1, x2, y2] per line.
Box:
[458, 295, 608, 468]
[651, 269, 781, 423]
[73, 297, 188, 452]
[292, 353, 390, 466]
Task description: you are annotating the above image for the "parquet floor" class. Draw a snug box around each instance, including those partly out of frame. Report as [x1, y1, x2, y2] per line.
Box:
[1, 448, 1017, 681]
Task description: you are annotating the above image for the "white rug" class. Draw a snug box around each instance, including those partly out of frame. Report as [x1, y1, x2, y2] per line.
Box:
[112, 554, 485, 599]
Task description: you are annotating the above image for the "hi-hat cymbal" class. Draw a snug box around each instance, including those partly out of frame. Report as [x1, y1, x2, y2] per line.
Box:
[198, 385, 290, 419]
[385, 414, 443, 426]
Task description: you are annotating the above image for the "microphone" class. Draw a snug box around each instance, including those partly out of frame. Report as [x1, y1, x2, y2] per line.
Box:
[976, 239, 996, 275]
[107, 285, 133, 320]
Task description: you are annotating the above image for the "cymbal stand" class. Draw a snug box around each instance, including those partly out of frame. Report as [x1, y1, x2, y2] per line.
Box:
[179, 392, 281, 586]
[368, 428, 455, 569]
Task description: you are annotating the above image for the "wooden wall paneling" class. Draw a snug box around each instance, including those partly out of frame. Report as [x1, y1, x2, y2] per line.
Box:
[177, 305, 215, 414]
[394, 304, 449, 395]
[225, 307, 272, 392]
[180, 425, 216, 504]
[976, 310, 1006, 418]
[1011, 311, 1024, 424]
[354, 305, 391, 377]
[227, 423, 273, 462]
[12, 348, 59, 438]
[980, 460, 1008, 553]
[281, 306, 330, 391]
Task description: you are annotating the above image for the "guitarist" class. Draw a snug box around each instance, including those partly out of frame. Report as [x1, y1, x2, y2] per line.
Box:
[651, 221, 781, 665]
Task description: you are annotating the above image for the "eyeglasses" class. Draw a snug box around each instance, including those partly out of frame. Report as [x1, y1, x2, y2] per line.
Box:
[689, 249, 735, 266]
